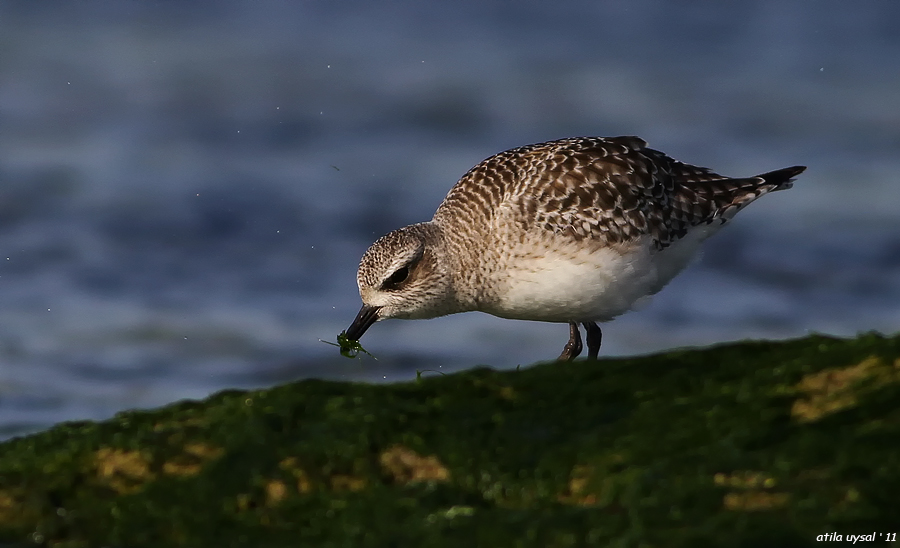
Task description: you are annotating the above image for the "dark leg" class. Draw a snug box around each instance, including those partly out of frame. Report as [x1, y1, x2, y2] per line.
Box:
[557, 322, 583, 361]
[583, 322, 602, 359]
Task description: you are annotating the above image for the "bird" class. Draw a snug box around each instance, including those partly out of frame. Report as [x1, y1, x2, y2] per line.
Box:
[344, 136, 805, 361]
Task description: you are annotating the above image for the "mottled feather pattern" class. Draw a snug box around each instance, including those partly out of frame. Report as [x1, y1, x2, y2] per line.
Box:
[348, 135, 805, 360]
[435, 136, 802, 250]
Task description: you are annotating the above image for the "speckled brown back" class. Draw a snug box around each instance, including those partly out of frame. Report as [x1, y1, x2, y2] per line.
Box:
[434, 136, 805, 250]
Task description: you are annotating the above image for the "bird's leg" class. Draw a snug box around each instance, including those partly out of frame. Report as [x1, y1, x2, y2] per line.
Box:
[583, 321, 602, 359]
[557, 322, 583, 361]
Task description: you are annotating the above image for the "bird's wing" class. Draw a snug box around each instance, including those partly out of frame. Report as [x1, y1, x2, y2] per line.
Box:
[436, 136, 804, 250]
[506, 136, 802, 249]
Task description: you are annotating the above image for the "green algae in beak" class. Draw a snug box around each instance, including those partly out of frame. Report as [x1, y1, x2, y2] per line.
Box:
[320, 331, 376, 359]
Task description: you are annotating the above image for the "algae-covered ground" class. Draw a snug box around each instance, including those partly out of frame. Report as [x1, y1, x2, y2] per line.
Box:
[1, 333, 899, 547]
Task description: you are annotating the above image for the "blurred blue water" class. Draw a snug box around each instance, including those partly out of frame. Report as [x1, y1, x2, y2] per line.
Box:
[1, 0, 899, 438]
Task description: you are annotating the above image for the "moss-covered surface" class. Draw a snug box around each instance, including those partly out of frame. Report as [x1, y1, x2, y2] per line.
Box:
[2, 333, 900, 547]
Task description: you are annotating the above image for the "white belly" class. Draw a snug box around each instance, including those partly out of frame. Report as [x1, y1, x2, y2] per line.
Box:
[480, 227, 719, 323]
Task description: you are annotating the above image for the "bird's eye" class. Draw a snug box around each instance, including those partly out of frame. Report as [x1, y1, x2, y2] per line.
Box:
[384, 266, 409, 288]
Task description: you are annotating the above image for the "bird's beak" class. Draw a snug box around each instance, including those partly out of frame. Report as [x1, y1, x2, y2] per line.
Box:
[345, 304, 381, 341]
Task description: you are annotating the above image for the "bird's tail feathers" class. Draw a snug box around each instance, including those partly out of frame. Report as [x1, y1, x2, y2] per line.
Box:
[755, 165, 807, 191]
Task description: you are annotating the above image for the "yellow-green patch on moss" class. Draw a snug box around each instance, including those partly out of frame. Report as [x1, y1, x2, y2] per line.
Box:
[95, 447, 154, 494]
[791, 355, 900, 422]
[379, 445, 450, 484]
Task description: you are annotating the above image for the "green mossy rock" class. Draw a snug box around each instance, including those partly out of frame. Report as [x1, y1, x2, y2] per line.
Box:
[2, 333, 899, 547]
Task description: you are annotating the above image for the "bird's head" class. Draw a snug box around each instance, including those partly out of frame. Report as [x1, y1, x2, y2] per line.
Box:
[345, 223, 456, 341]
